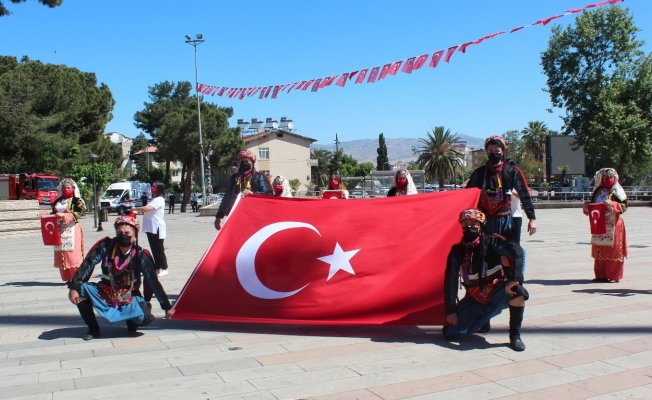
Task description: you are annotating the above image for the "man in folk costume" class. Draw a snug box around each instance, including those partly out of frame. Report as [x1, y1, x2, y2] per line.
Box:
[466, 136, 536, 241]
[214, 149, 273, 230]
[68, 212, 174, 340]
[583, 168, 628, 282]
[387, 167, 418, 196]
[443, 209, 528, 351]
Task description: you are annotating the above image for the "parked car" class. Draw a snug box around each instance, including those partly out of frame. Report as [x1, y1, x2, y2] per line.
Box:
[424, 186, 435, 193]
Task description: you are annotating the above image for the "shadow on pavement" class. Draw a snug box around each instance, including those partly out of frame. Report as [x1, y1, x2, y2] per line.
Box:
[573, 288, 652, 297]
[1, 281, 67, 287]
[39, 326, 144, 340]
[526, 279, 594, 286]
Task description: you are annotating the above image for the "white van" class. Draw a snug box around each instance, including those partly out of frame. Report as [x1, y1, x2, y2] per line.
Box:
[101, 181, 151, 215]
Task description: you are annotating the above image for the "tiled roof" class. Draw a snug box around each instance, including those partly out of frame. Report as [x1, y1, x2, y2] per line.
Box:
[242, 130, 317, 144]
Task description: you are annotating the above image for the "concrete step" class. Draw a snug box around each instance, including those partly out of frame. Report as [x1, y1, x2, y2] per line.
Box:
[0, 200, 40, 212]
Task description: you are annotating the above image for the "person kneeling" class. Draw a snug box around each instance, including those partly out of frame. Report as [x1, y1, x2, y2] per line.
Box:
[443, 208, 528, 351]
[67, 212, 174, 340]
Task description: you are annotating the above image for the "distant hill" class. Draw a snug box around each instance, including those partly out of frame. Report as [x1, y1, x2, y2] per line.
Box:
[313, 135, 485, 164]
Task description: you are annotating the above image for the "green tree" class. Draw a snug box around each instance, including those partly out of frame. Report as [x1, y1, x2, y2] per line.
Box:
[0, 56, 117, 176]
[413, 126, 464, 189]
[310, 147, 332, 187]
[0, 0, 62, 17]
[288, 178, 301, 193]
[376, 133, 389, 171]
[521, 121, 551, 183]
[134, 81, 243, 212]
[541, 5, 652, 184]
[69, 162, 128, 204]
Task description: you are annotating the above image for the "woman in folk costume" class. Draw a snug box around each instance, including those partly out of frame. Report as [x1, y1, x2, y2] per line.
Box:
[272, 175, 293, 198]
[214, 149, 273, 230]
[68, 212, 174, 340]
[387, 168, 418, 197]
[39, 178, 86, 281]
[583, 168, 628, 282]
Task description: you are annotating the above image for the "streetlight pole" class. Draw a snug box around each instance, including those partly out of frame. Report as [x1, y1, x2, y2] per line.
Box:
[185, 34, 207, 206]
[89, 154, 98, 228]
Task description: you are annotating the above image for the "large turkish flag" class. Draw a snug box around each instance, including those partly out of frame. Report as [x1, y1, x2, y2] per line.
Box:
[173, 189, 481, 325]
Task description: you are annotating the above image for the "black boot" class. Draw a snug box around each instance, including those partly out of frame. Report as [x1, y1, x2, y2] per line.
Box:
[478, 320, 491, 334]
[509, 306, 526, 351]
[76, 300, 100, 340]
[126, 319, 139, 333]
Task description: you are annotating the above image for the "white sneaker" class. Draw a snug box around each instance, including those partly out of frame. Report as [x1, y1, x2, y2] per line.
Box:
[157, 269, 169, 277]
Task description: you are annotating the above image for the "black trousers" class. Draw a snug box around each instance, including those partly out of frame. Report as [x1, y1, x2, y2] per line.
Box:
[512, 217, 522, 245]
[168, 202, 175, 213]
[146, 231, 168, 271]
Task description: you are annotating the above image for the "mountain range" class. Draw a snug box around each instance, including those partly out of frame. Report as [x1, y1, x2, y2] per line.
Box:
[313, 135, 485, 164]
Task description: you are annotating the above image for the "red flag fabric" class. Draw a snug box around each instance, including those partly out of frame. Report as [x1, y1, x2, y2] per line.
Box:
[534, 14, 564, 26]
[413, 53, 429, 70]
[444, 46, 458, 63]
[239, 89, 247, 100]
[271, 86, 281, 99]
[458, 41, 474, 54]
[388, 61, 402, 76]
[379, 64, 392, 80]
[402, 57, 416, 74]
[355, 69, 368, 84]
[588, 203, 607, 235]
[608, 0, 624, 4]
[41, 215, 60, 246]
[173, 189, 481, 325]
[250, 87, 261, 97]
[429, 50, 444, 68]
[211, 87, 221, 96]
[218, 87, 227, 97]
[196, 84, 206, 93]
[565, 8, 584, 13]
[286, 82, 300, 93]
[264, 86, 273, 98]
[510, 26, 525, 33]
[336, 73, 349, 87]
[585, 1, 609, 8]
[349, 71, 359, 80]
[326, 75, 338, 86]
[301, 80, 315, 90]
[311, 79, 322, 92]
[367, 66, 380, 83]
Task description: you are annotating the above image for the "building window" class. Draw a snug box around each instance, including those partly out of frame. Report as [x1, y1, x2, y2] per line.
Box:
[259, 147, 269, 160]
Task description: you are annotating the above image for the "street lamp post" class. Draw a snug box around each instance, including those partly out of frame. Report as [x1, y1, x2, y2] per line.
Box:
[89, 154, 98, 228]
[185, 34, 207, 206]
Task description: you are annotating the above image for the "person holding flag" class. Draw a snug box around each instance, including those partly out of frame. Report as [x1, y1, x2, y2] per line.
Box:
[443, 209, 528, 351]
[583, 168, 628, 283]
[215, 149, 273, 230]
[466, 136, 536, 241]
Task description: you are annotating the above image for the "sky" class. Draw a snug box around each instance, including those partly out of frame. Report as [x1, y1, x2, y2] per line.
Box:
[2, 0, 651, 147]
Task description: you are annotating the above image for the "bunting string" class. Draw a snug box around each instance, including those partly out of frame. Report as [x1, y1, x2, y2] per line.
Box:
[196, 0, 623, 100]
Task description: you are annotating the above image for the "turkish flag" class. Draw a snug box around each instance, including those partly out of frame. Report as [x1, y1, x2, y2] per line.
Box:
[379, 64, 392, 80]
[41, 215, 60, 246]
[429, 50, 444, 68]
[588, 203, 607, 235]
[413, 53, 429, 70]
[534, 14, 564, 26]
[311, 79, 322, 92]
[355, 69, 368, 84]
[367, 66, 380, 83]
[336, 73, 349, 87]
[444, 46, 458, 63]
[402, 57, 416, 74]
[217, 87, 227, 96]
[173, 189, 481, 325]
[196, 83, 206, 93]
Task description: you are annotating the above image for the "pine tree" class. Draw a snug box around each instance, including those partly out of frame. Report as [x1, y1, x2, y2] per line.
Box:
[376, 133, 389, 171]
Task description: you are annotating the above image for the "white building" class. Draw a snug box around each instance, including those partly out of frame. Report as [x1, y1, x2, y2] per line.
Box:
[104, 132, 133, 169]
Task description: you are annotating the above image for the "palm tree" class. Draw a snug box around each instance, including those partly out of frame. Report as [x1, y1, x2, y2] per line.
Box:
[521, 121, 550, 183]
[413, 126, 464, 189]
[310, 148, 332, 188]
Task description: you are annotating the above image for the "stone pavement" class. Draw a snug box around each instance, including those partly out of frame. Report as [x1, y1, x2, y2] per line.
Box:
[0, 207, 651, 399]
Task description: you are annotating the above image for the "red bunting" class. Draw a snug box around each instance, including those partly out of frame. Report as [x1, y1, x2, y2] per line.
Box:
[402, 57, 416, 74]
[198, 0, 622, 101]
[355, 69, 368, 84]
[429, 50, 444, 68]
[444, 46, 458, 63]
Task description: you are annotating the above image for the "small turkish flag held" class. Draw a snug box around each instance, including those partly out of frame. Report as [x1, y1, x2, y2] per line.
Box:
[588, 203, 606, 235]
[173, 189, 481, 325]
[41, 215, 60, 246]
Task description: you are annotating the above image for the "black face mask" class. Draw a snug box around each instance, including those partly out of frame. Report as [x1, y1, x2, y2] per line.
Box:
[462, 226, 480, 242]
[116, 233, 133, 247]
[238, 161, 252, 173]
[487, 153, 503, 165]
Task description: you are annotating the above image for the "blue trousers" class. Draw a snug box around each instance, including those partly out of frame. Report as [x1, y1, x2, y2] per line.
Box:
[81, 283, 145, 325]
[446, 281, 520, 338]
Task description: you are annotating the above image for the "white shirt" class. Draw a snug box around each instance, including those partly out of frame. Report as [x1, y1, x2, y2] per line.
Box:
[142, 196, 166, 238]
[510, 189, 522, 218]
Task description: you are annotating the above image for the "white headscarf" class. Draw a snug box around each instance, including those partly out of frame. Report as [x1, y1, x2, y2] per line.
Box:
[389, 168, 418, 195]
[594, 168, 627, 202]
[57, 178, 81, 198]
[273, 175, 293, 198]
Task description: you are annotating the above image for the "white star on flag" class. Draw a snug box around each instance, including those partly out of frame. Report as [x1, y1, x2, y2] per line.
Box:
[317, 243, 360, 281]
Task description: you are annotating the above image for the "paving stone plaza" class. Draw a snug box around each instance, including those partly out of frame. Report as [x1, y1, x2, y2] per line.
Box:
[0, 207, 651, 399]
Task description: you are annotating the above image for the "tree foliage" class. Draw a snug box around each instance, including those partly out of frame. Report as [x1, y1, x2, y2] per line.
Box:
[376, 133, 389, 171]
[0, 0, 62, 17]
[414, 126, 464, 188]
[134, 81, 243, 211]
[0, 55, 119, 177]
[541, 5, 652, 184]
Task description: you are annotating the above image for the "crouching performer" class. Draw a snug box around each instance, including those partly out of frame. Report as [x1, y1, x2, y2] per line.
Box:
[67, 212, 174, 340]
[443, 208, 528, 351]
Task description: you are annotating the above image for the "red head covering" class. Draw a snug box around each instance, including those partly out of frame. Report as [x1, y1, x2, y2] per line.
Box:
[484, 135, 507, 150]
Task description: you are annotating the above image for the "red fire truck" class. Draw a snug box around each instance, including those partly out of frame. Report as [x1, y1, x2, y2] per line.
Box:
[0, 173, 59, 205]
